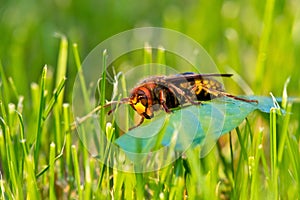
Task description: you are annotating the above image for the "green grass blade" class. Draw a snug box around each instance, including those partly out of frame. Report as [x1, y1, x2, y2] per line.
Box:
[83, 158, 94, 200]
[270, 107, 278, 199]
[97, 49, 108, 159]
[250, 129, 264, 200]
[135, 172, 144, 199]
[34, 65, 47, 167]
[281, 77, 290, 109]
[0, 107, 9, 177]
[97, 123, 115, 190]
[0, 128, 6, 173]
[99, 49, 108, 130]
[0, 172, 6, 199]
[123, 172, 135, 199]
[43, 77, 66, 120]
[49, 142, 56, 200]
[0, 59, 11, 104]
[15, 111, 28, 156]
[113, 169, 125, 199]
[278, 103, 292, 163]
[63, 103, 72, 174]
[170, 158, 185, 199]
[54, 33, 68, 101]
[0, 114, 22, 199]
[157, 46, 166, 74]
[254, 0, 275, 91]
[7, 77, 19, 100]
[72, 145, 83, 199]
[120, 74, 129, 131]
[144, 42, 152, 74]
[25, 155, 39, 200]
[35, 138, 65, 178]
[72, 43, 90, 107]
[229, 132, 235, 181]
[53, 33, 68, 155]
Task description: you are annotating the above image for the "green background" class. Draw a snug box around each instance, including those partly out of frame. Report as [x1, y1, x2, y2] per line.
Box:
[1, 0, 299, 99]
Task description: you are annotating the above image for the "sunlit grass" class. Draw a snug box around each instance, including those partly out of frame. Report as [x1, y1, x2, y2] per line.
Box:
[1, 40, 299, 199]
[0, 0, 300, 199]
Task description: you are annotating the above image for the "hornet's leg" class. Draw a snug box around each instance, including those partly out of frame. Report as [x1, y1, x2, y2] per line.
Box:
[201, 87, 258, 103]
[129, 116, 145, 130]
[166, 83, 202, 106]
[220, 92, 258, 103]
[159, 89, 172, 113]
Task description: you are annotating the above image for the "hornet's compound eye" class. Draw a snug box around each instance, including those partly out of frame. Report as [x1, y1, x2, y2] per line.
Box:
[138, 94, 148, 107]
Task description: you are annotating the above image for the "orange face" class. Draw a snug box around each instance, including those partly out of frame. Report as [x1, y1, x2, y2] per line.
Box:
[129, 86, 154, 119]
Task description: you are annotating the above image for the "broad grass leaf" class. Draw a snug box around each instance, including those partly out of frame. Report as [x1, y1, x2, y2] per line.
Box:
[115, 96, 278, 153]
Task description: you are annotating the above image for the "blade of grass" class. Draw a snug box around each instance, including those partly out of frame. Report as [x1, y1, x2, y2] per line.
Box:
[144, 42, 152, 75]
[51, 35, 68, 182]
[254, 0, 275, 91]
[229, 132, 235, 182]
[185, 147, 203, 198]
[34, 65, 47, 167]
[63, 103, 72, 174]
[0, 114, 22, 199]
[25, 155, 39, 200]
[216, 135, 233, 181]
[159, 164, 173, 199]
[250, 129, 264, 200]
[100, 49, 108, 114]
[278, 103, 292, 163]
[72, 44, 94, 182]
[0, 59, 11, 105]
[113, 169, 125, 199]
[99, 49, 108, 156]
[49, 142, 56, 200]
[53, 34, 68, 154]
[235, 127, 248, 159]
[72, 145, 83, 199]
[72, 44, 93, 170]
[7, 77, 19, 100]
[157, 46, 166, 75]
[0, 171, 6, 199]
[43, 77, 66, 120]
[281, 77, 290, 109]
[120, 74, 129, 132]
[35, 136, 66, 178]
[135, 172, 144, 199]
[72, 43, 90, 108]
[124, 171, 135, 199]
[8, 104, 17, 137]
[0, 128, 6, 173]
[284, 121, 300, 192]
[169, 158, 185, 200]
[234, 126, 250, 198]
[97, 123, 115, 190]
[270, 107, 278, 199]
[54, 33, 68, 99]
[83, 158, 95, 200]
[28, 83, 40, 143]
[15, 111, 28, 156]
[0, 104, 9, 177]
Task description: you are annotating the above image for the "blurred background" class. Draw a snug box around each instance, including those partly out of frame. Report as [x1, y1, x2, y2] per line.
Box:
[1, 0, 299, 101]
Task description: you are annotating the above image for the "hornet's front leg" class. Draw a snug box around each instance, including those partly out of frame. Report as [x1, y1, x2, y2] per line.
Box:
[159, 89, 172, 113]
[129, 116, 145, 130]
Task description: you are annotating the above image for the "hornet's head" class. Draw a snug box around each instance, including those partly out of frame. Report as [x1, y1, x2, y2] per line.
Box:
[129, 86, 154, 119]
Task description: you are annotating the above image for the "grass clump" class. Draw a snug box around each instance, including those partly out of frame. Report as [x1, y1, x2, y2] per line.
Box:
[0, 37, 299, 199]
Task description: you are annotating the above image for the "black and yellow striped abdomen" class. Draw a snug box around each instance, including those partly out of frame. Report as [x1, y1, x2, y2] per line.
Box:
[192, 78, 224, 100]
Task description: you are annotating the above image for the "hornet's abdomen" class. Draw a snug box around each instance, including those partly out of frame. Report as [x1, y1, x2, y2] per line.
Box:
[192, 78, 224, 100]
